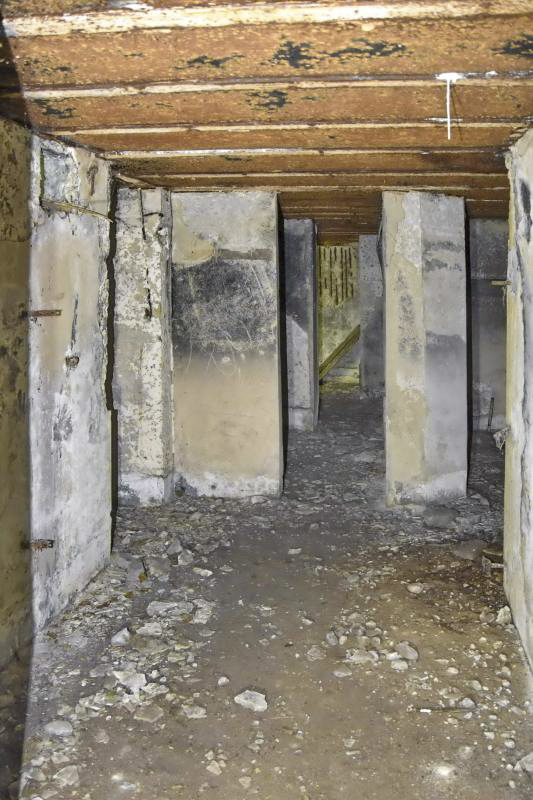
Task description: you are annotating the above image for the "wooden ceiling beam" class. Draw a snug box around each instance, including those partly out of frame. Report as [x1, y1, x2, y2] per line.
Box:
[53, 122, 525, 152]
[3, 79, 531, 132]
[130, 171, 509, 189]
[5, 11, 533, 88]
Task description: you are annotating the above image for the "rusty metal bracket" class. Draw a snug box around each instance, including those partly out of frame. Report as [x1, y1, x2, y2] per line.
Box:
[28, 309, 62, 319]
[30, 539, 55, 551]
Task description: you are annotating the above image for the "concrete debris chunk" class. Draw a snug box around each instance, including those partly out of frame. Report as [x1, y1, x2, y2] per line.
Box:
[345, 648, 379, 665]
[518, 752, 533, 773]
[113, 670, 147, 694]
[458, 696, 476, 709]
[395, 641, 419, 661]
[306, 645, 326, 661]
[234, 690, 268, 712]
[134, 704, 164, 723]
[44, 720, 73, 738]
[178, 549, 194, 566]
[137, 621, 163, 637]
[54, 765, 79, 787]
[192, 600, 215, 624]
[146, 600, 178, 617]
[391, 659, 408, 672]
[181, 704, 207, 719]
[111, 627, 131, 645]
[496, 606, 512, 626]
[333, 666, 353, 678]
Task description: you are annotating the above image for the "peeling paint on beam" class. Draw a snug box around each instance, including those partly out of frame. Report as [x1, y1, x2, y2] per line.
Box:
[5, 2, 532, 37]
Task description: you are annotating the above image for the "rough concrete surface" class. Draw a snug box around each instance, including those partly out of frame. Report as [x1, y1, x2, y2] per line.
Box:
[358, 234, 384, 393]
[114, 187, 174, 506]
[283, 218, 318, 432]
[171, 191, 282, 498]
[2, 384, 532, 800]
[0, 117, 31, 667]
[383, 191, 467, 505]
[504, 129, 533, 672]
[469, 219, 508, 431]
[28, 135, 112, 631]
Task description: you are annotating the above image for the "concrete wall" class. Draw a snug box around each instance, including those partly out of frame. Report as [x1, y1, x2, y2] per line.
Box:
[114, 187, 174, 506]
[318, 244, 359, 367]
[171, 191, 283, 497]
[0, 118, 31, 667]
[383, 190, 467, 505]
[504, 129, 533, 671]
[469, 219, 507, 431]
[283, 219, 318, 431]
[29, 135, 112, 631]
[358, 234, 384, 392]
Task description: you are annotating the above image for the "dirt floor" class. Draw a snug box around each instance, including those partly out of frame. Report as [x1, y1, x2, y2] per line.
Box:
[2, 386, 533, 800]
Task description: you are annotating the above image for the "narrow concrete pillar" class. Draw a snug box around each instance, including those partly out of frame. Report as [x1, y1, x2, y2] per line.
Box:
[504, 129, 533, 670]
[469, 219, 507, 430]
[171, 191, 282, 497]
[29, 137, 112, 630]
[358, 234, 384, 392]
[383, 191, 467, 505]
[114, 187, 174, 506]
[283, 218, 318, 431]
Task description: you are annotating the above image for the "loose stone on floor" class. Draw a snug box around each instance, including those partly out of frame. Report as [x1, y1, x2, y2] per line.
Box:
[1, 388, 532, 800]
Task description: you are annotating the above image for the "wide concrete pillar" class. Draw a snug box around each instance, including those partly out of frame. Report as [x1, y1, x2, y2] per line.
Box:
[383, 191, 467, 505]
[114, 187, 174, 506]
[358, 234, 384, 393]
[29, 136, 112, 629]
[504, 129, 533, 670]
[171, 191, 283, 497]
[283, 218, 318, 431]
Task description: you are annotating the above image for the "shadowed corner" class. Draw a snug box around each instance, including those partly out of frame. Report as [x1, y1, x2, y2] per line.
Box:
[0, 14, 34, 800]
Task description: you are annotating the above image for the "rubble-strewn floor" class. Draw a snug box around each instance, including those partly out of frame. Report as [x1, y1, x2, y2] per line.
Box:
[2, 387, 533, 800]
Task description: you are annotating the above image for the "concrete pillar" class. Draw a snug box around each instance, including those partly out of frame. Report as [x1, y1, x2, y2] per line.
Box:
[114, 187, 174, 506]
[171, 191, 282, 497]
[469, 219, 507, 431]
[29, 136, 112, 630]
[358, 234, 384, 393]
[283, 218, 318, 431]
[0, 118, 31, 666]
[383, 190, 467, 506]
[504, 129, 533, 670]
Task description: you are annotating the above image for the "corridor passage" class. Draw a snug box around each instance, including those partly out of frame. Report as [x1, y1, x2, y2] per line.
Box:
[3, 388, 533, 800]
